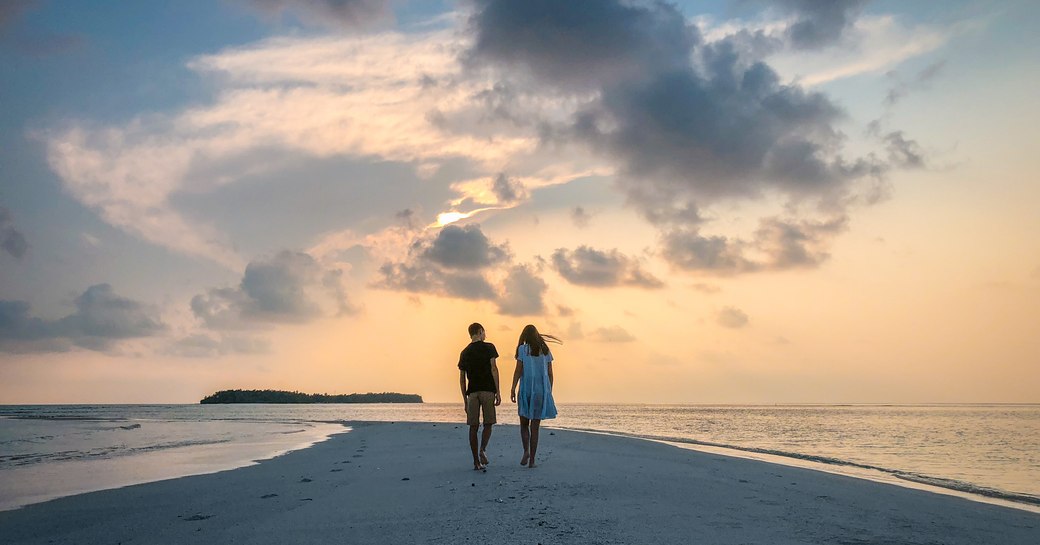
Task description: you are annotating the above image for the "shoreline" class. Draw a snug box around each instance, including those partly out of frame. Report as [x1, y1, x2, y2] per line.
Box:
[3, 416, 1037, 515]
[1, 422, 1037, 544]
[0, 420, 346, 512]
[558, 426, 1040, 513]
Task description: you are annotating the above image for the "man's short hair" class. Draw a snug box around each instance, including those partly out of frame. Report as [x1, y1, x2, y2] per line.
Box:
[468, 322, 484, 337]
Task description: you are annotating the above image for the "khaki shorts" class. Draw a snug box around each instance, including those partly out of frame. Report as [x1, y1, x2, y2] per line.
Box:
[466, 391, 497, 426]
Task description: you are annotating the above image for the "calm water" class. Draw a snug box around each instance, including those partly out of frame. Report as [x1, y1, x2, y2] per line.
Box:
[1, 404, 1037, 511]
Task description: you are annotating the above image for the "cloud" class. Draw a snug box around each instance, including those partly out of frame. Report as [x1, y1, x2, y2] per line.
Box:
[374, 224, 546, 311]
[420, 223, 510, 270]
[0, 284, 164, 353]
[375, 223, 506, 300]
[589, 325, 635, 343]
[662, 215, 847, 274]
[464, 0, 916, 279]
[551, 246, 663, 288]
[191, 250, 354, 328]
[570, 206, 591, 228]
[690, 283, 721, 294]
[466, 0, 697, 91]
[490, 173, 524, 204]
[770, 0, 869, 50]
[495, 264, 547, 316]
[0, 207, 28, 259]
[881, 130, 925, 169]
[164, 333, 271, 358]
[717, 306, 750, 328]
[245, 0, 392, 28]
[885, 60, 946, 107]
[42, 29, 549, 267]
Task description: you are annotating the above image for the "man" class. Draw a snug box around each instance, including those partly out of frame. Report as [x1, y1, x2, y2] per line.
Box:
[458, 322, 501, 470]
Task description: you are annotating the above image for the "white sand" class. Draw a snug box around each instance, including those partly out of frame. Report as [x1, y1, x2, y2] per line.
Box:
[1, 422, 1037, 544]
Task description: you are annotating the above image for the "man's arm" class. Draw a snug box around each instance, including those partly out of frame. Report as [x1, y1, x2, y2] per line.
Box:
[548, 362, 554, 389]
[491, 357, 501, 406]
[459, 370, 468, 411]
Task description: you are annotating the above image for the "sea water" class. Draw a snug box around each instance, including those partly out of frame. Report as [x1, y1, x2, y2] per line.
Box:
[0, 404, 1037, 511]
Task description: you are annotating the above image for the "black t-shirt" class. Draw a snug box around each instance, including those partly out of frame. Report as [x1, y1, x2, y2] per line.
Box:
[458, 341, 499, 395]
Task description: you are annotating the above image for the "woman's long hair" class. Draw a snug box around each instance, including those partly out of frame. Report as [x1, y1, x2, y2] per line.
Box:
[517, 324, 561, 357]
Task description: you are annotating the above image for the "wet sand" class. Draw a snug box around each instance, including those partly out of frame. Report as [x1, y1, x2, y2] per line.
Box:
[1, 422, 1037, 544]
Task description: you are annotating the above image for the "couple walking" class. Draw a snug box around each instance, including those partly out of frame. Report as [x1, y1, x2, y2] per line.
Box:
[458, 322, 559, 470]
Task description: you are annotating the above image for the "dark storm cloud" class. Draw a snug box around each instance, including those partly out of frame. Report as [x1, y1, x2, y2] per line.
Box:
[496, 264, 547, 316]
[0, 207, 28, 259]
[419, 224, 510, 270]
[551, 246, 663, 288]
[717, 306, 749, 328]
[247, 0, 391, 28]
[0, 284, 163, 353]
[192, 250, 354, 328]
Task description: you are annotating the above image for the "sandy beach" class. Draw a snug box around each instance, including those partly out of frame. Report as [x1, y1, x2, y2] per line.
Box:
[1, 421, 1037, 544]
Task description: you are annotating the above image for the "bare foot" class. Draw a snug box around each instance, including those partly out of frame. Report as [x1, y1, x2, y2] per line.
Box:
[527, 461, 537, 469]
[479, 450, 489, 465]
[473, 461, 485, 470]
[520, 452, 529, 466]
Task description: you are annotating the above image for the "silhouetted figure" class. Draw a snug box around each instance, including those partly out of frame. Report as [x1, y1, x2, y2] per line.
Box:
[510, 324, 560, 468]
[458, 322, 501, 470]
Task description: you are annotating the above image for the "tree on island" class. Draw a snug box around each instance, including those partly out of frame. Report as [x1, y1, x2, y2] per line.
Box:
[200, 389, 423, 404]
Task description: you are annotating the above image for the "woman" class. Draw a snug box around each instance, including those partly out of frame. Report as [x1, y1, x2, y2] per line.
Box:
[509, 324, 560, 468]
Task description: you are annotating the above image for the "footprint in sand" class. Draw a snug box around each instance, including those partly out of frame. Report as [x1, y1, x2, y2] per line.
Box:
[261, 493, 278, 499]
[300, 477, 313, 483]
[331, 468, 343, 472]
[182, 514, 213, 521]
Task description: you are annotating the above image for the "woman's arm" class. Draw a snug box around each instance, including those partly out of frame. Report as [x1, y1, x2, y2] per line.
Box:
[547, 362, 554, 389]
[510, 360, 523, 403]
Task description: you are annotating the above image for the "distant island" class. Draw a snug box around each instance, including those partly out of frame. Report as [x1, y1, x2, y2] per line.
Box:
[200, 389, 423, 404]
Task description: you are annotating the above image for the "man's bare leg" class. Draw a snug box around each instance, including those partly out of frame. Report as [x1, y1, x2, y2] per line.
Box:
[519, 416, 531, 466]
[528, 419, 541, 468]
[469, 425, 484, 470]
[479, 424, 493, 465]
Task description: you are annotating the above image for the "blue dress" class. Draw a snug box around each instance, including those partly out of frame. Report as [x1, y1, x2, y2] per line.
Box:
[516, 343, 557, 420]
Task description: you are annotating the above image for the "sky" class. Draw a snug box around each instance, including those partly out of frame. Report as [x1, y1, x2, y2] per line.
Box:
[1, 0, 1038, 404]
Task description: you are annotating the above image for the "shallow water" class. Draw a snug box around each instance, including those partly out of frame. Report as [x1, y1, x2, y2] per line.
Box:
[0, 403, 1037, 511]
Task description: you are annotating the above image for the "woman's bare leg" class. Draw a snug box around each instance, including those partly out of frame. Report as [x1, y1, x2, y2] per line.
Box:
[528, 419, 541, 468]
[519, 416, 531, 465]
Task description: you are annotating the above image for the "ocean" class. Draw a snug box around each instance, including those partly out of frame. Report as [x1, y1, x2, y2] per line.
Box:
[1, 404, 1037, 512]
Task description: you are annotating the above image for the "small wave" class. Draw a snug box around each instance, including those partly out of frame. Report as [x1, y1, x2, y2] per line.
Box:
[559, 427, 1040, 508]
[0, 438, 233, 469]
